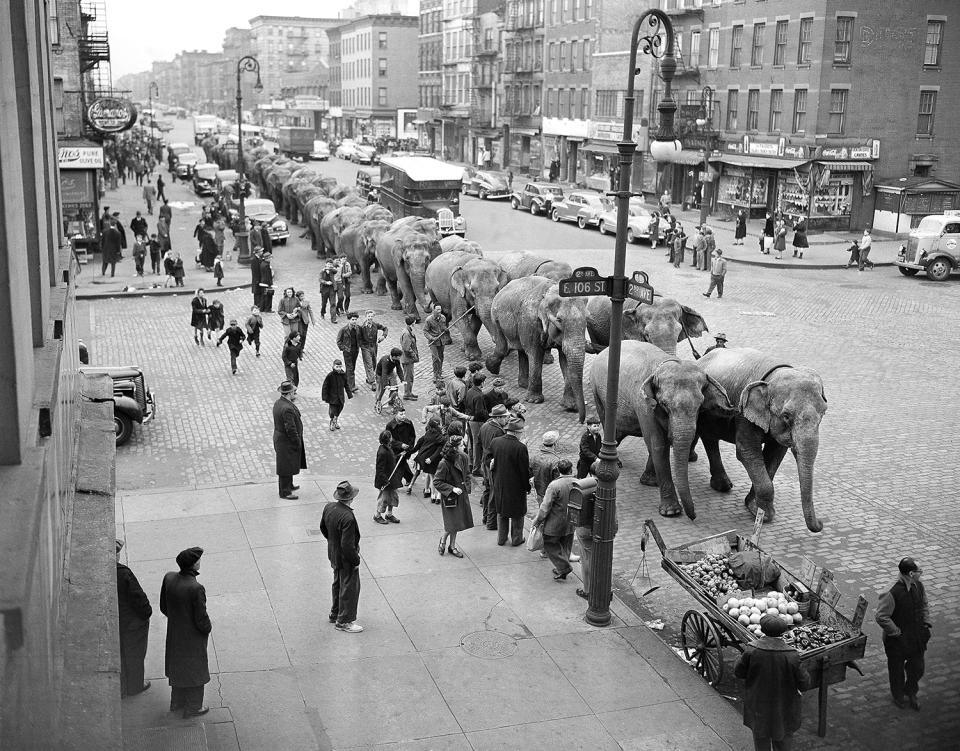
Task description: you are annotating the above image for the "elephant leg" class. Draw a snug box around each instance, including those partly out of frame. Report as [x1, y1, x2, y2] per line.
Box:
[525, 348, 545, 403]
[557, 351, 577, 412]
[462, 313, 483, 361]
[702, 434, 733, 492]
[360, 263, 374, 294]
[516, 350, 529, 389]
[386, 280, 403, 310]
[375, 274, 387, 296]
[543, 349, 555, 365]
[735, 426, 777, 522]
[743, 441, 789, 522]
[639, 454, 658, 486]
[643, 428, 681, 517]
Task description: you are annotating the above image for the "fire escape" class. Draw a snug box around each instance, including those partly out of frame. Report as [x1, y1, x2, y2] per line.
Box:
[501, 0, 540, 130]
[469, 13, 497, 128]
[77, 0, 116, 137]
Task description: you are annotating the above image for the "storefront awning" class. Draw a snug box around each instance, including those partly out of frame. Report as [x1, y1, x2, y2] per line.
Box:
[671, 149, 707, 165]
[719, 154, 809, 170]
[582, 141, 620, 156]
[816, 160, 872, 171]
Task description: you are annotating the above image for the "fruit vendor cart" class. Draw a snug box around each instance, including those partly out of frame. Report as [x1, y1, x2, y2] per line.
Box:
[643, 520, 868, 737]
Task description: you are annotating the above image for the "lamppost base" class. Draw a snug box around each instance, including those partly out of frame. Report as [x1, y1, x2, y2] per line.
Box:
[584, 602, 613, 627]
[236, 232, 251, 265]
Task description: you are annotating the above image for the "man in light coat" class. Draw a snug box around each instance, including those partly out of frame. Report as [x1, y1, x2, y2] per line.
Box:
[400, 315, 420, 400]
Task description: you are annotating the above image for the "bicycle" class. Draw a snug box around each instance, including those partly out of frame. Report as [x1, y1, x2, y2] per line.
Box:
[374, 383, 403, 416]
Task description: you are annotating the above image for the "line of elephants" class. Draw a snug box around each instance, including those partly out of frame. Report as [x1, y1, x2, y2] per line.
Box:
[234, 149, 827, 535]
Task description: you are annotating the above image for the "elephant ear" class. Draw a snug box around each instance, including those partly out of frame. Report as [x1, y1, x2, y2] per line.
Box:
[702, 374, 735, 416]
[678, 305, 709, 341]
[740, 380, 771, 431]
[450, 267, 469, 298]
[796, 367, 828, 404]
[495, 267, 510, 289]
[641, 373, 659, 410]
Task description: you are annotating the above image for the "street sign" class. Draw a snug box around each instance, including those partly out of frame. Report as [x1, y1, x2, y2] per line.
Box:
[626, 270, 654, 304]
[558, 266, 610, 298]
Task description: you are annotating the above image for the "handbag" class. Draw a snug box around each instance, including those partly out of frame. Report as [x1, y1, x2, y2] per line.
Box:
[527, 525, 544, 552]
[441, 491, 458, 509]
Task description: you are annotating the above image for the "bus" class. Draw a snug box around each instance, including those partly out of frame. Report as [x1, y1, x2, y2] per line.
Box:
[378, 156, 466, 237]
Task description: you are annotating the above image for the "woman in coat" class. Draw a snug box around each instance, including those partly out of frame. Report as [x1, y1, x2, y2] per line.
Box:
[734, 210, 747, 245]
[277, 287, 300, 339]
[282, 331, 302, 386]
[432, 435, 474, 557]
[773, 220, 788, 260]
[410, 417, 446, 499]
[190, 289, 209, 345]
[295, 291, 315, 353]
[374, 430, 403, 524]
[792, 217, 808, 259]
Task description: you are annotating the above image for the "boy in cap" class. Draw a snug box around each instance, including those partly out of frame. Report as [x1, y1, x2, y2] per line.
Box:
[530, 430, 563, 503]
[374, 429, 403, 524]
[319, 259, 338, 321]
[577, 415, 603, 478]
[160, 547, 212, 717]
[734, 614, 810, 750]
[321, 359, 353, 430]
[216, 318, 247, 374]
[320, 481, 364, 633]
[245, 305, 263, 357]
[876, 557, 931, 710]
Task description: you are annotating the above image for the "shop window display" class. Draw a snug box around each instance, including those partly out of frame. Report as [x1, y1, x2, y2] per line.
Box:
[717, 166, 768, 209]
[811, 175, 853, 218]
[778, 172, 810, 218]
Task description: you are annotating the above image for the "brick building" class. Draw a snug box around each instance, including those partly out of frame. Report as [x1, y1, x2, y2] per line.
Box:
[248, 16, 340, 106]
[660, 0, 958, 231]
[498, 0, 545, 174]
[417, 0, 444, 152]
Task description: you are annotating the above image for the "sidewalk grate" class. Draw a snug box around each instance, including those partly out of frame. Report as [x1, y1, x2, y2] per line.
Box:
[460, 630, 518, 659]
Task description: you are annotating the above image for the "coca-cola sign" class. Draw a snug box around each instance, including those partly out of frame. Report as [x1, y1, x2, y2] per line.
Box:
[86, 97, 137, 134]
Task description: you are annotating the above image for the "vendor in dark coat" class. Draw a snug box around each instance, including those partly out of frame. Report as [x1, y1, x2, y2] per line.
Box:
[273, 380, 306, 499]
[160, 546, 212, 718]
[385, 407, 417, 485]
[259, 252, 275, 312]
[577, 415, 603, 478]
[116, 539, 152, 698]
[734, 614, 811, 750]
[489, 417, 531, 546]
[198, 229, 218, 270]
[100, 222, 122, 277]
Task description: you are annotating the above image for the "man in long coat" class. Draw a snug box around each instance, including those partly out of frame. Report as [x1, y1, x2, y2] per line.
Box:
[336, 312, 362, 394]
[489, 417, 531, 546]
[116, 539, 152, 698]
[320, 481, 363, 633]
[478, 403, 508, 528]
[273, 380, 306, 499]
[250, 248, 263, 308]
[100, 221, 122, 277]
[259, 252, 275, 312]
[160, 546, 212, 718]
[734, 614, 810, 750]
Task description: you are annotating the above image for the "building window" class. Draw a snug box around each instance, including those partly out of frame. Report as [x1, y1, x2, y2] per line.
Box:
[595, 90, 624, 118]
[580, 87, 589, 119]
[730, 24, 743, 67]
[791, 89, 807, 132]
[379, 87, 387, 105]
[379, 31, 388, 48]
[798, 18, 813, 64]
[48, 4, 60, 46]
[53, 77, 64, 133]
[768, 88, 782, 131]
[773, 20, 788, 65]
[726, 89, 738, 129]
[917, 90, 937, 136]
[708, 28, 719, 67]
[834, 16, 853, 63]
[924, 21, 944, 66]
[379, 58, 387, 76]
[583, 38, 591, 70]
[559, 41, 567, 70]
[572, 0, 579, 22]
[746, 89, 759, 130]
[828, 88, 847, 134]
[559, 88, 569, 116]
[548, 42, 556, 71]
[689, 30, 701, 65]
[571, 39, 580, 70]
[585, 0, 592, 20]
[751, 23, 764, 66]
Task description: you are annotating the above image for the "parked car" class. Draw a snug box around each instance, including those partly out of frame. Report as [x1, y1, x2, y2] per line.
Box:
[351, 143, 379, 165]
[896, 211, 960, 281]
[156, 120, 174, 133]
[166, 142, 192, 170]
[79, 365, 156, 446]
[462, 169, 512, 199]
[596, 198, 665, 244]
[511, 182, 564, 216]
[215, 169, 239, 194]
[550, 190, 611, 228]
[335, 139, 358, 159]
[241, 198, 289, 246]
[310, 140, 331, 161]
[192, 163, 219, 196]
[175, 152, 198, 179]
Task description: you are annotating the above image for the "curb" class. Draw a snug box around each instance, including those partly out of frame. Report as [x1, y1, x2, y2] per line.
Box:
[77, 281, 251, 301]
[725, 259, 894, 270]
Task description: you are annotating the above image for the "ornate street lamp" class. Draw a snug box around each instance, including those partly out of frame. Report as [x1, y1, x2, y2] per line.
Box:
[586, 9, 679, 627]
[695, 86, 715, 227]
[235, 55, 263, 266]
[148, 81, 159, 149]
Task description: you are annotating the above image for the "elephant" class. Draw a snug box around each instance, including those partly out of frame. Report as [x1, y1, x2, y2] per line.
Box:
[375, 225, 441, 318]
[586, 297, 709, 355]
[265, 165, 293, 209]
[338, 194, 368, 209]
[348, 219, 390, 292]
[439, 236, 483, 255]
[695, 348, 828, 533]
[303, 195, 338, 253]
[425, 250, 507, 361]
[361, 204, 393, 223]
[294, 185, 324, 223]
[329, 184, 358, 202]
[485, 276, 587, 422]
[590, 341, 734, 519]
[281, 176, 313, 224]
[254, 156, 277, 193]
[496, 251, 573, 282]
[316, 176, 340, 195]
[319, 206, 364, 258]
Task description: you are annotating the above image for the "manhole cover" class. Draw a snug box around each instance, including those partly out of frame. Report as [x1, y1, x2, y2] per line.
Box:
[460, 630, 518, 659]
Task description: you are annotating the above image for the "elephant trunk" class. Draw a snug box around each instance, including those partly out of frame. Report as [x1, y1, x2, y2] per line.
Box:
[410, 269, 431, 314]
[562, 342, 586, 423]
[794, 433, 822, 533]
[670, 418, 699, 520]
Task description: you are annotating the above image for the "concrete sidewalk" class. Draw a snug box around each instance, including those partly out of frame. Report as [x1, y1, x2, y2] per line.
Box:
[117, 476, 753, 751]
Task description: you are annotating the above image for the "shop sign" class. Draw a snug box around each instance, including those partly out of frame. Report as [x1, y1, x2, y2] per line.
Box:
[292, 97, 328, 111]
[748, 141, 780, 157]
[57, 146, 104, 169]
[818, 140, 879, 161]
[783, 144, 808, 159]
[86, 97, 137, 134]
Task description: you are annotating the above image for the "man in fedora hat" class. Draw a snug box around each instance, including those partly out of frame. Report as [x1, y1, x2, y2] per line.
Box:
[703, 332, 728, 356]
[489, 416, 531, 546]
[116, 539, 152, 698]
[273, 380, 306, 499]
[876, 557, 931, 710]
[478, 402, 509, 528]
[734, 614, 810, 750]
[320, 481, 364, 633]
[160, 547, 212, 718]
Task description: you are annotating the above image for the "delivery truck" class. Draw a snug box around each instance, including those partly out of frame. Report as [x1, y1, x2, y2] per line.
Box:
[278, 127, 314, 159]
[193, 115, 218, 144]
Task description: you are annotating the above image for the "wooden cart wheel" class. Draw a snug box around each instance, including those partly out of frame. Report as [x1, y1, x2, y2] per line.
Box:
[681, 610, 725, 686]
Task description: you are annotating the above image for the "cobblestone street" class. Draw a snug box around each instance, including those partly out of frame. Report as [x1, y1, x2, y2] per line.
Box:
[93, 175, 960, 751]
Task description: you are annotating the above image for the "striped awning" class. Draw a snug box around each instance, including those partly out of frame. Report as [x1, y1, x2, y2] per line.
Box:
[816, 160, 873, 171]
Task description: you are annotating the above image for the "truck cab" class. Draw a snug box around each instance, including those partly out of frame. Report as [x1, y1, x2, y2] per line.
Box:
[897, 211, 960, 281]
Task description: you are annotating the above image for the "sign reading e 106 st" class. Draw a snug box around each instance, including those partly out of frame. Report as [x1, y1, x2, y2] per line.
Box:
[558, 266, 609, 297]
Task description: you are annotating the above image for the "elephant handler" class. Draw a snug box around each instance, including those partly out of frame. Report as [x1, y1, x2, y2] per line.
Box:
[319, 260, 339, 323]
[489, 417, 531, 546]
[359, 310, 389, 390]
[400, 315, 420, 400]
[422, 305, 453, 380]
